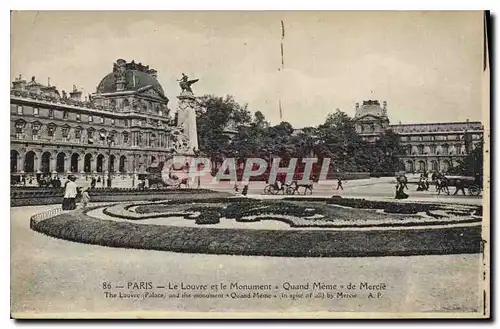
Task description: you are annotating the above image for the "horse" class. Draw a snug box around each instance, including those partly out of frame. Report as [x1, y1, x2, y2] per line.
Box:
[436, 178, 450, 195]
[287, 180, 314, 195]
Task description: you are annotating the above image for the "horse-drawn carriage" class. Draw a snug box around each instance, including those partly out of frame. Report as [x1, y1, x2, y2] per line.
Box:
[442, 175, 482, 196]
[142, 162, 189, 189]
[263, 180, 313, 195]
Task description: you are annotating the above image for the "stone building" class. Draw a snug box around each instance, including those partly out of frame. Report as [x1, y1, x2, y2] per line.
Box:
[353, 100, 484, 173]
[10, 59, 192, 181]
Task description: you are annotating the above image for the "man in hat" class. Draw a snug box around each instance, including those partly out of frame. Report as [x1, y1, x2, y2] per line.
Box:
[63, 175, 78, 210]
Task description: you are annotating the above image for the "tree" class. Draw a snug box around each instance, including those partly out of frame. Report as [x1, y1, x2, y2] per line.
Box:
[449, 137, 484, 178]
[196, 95, 252, 164]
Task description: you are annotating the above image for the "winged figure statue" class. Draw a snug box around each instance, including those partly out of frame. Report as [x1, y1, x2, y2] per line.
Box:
[178, 73, 199, 93]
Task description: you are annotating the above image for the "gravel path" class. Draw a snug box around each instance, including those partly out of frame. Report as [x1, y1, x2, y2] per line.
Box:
[11, 205, 484, 317]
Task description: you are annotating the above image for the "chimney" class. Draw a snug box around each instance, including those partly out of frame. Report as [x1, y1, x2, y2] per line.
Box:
[382, 101, 387, 116]
[149, 69, 158, 79]
[69, 84, 82, 101]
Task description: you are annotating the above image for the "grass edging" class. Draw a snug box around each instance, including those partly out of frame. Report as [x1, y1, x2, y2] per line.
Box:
[30, 208, 482, 257]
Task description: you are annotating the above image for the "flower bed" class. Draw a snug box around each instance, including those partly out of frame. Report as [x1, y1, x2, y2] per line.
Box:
[30, 208, 482, 257]
[103, 197, 481, 228]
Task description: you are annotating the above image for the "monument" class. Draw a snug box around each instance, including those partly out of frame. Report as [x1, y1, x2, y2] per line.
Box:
[175, 73, 200, 155]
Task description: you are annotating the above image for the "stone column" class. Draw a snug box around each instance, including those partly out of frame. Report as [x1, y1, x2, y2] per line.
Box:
[77, 155, 83, 173]
[34, 153, 41, 173]
[18, 154, 24, 173]
[50, 156, 57, 173]
[91, 156, 97, 173]
[64, 156, 71, 173]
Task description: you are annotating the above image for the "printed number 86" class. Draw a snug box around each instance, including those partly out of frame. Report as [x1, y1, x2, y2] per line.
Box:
[102, 282, 112, 289]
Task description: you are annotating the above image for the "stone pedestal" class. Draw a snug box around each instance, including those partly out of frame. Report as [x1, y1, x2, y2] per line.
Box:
[176, 91, 199, 155]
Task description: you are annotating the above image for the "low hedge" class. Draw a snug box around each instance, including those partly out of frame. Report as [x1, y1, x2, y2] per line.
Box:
[30, 209, 482, 257]
[11, 187, 215, 199]
[11, 191, 230, 207]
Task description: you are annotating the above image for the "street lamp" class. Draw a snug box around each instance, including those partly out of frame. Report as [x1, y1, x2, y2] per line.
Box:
[106, 135, 114, 188]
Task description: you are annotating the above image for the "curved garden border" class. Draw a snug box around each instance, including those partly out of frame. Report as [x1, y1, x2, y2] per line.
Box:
[30, 204, 482, 257]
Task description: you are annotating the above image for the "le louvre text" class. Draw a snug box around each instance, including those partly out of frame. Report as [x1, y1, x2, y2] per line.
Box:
[126, 282, 208, 290]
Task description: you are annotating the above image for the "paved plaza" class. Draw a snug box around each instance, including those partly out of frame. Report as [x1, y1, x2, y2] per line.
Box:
[11, 204, 482, 316]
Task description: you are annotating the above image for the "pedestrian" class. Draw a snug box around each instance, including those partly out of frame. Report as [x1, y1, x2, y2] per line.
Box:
[80, 186, 91, 209]
[336, 178, 343, 190]
[395, 182, 409, 199]
[90, 176, 96, 189]
[242, 184, 249, 196]
[63, 175, 78, 210]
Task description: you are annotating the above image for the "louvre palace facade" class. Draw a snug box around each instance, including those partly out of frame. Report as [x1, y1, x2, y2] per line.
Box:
[353, 100, 484, 173]
[10, 59, 191, 178]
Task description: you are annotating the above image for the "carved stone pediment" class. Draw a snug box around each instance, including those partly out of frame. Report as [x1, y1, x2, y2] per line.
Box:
[137, 86, 168, 101]
[354, 114, 387, 122]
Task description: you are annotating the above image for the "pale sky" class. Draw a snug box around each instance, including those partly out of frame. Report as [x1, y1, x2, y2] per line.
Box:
[11, 11, 485, 127]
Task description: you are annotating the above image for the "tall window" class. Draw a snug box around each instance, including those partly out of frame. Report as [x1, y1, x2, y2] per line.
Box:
[430, 145, 437, 154]
[17, 106, 23, 115]
[32, 124, 40, 140]
[76, 113, 81, 121]
[123, 132, 129, 144]
[111, 118, 115, 125]
[63, 111, 68, 120]
[417, 145, 424, 155]
[124, 119, 129, 127]
[442, 144, 449, 155]
[75, 128, 82, 141]
[87, 129, 94, 144]
[33, 108, 39, 116]
[15, 122, 24, 139]
[159, 110, 163, 117]
[62, 127, 69, 140]
[47, 125, 55, 138]
[100, 117, 104, 124]
[88, 115, 93, 123]
[49, 109, 54, 118]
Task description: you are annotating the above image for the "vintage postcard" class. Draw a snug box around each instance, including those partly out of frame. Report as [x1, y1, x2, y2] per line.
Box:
[10, 10, 490, 319]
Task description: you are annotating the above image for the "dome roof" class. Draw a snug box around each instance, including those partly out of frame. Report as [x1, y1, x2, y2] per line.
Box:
[96, 70, 165, 95]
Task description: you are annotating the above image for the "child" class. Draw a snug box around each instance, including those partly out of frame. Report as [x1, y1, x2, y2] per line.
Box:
[80, 186, 91, 209]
